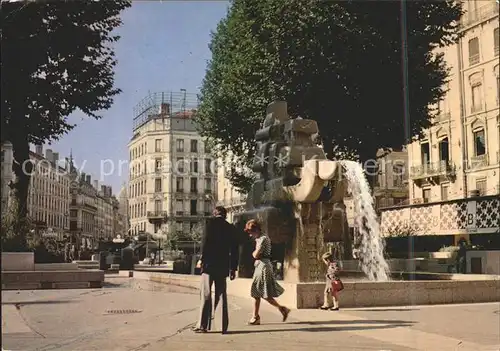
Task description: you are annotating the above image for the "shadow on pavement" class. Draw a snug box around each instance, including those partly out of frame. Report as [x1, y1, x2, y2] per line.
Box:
[347, 308, 420, 312]
[285, 319, 414, 326]
[222, 321, 415, 335]
[2, 300, 76, 306]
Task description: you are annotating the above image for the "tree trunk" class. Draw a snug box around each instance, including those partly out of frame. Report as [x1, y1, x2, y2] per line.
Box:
[8, 138, 32, 249]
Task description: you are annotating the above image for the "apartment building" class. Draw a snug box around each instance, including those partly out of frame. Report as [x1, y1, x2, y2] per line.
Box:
[381, 1, 499, 244]
[373, 148, 409, 211]
[128, 91, 217, 238]
[67, 154, 118, 247]
[1, 142, 14, 216]
[216, 155, 247, 224]
[0, 143, 71, 239]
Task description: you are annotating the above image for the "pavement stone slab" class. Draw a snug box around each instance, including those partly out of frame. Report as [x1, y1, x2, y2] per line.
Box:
[2, 276, 499, 351]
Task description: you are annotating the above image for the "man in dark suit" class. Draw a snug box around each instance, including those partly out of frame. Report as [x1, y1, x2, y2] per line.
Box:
[192, 206, 239, 334]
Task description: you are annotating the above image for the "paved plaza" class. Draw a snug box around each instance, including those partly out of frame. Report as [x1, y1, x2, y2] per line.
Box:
[2, 276, 499, 351]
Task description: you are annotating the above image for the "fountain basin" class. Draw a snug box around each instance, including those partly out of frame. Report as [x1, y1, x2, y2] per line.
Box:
[120, 270, 500, 309]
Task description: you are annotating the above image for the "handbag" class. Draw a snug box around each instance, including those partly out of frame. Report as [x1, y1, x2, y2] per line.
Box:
[331, 279, 344, 292]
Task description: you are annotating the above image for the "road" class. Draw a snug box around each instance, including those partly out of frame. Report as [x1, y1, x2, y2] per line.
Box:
[2, 276, 499, 351]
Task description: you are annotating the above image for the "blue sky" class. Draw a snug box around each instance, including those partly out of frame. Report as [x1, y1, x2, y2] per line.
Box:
[49, 1, 230, 194]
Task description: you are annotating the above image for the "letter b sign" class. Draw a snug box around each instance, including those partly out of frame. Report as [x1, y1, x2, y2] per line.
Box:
[467, 213, 474, 226]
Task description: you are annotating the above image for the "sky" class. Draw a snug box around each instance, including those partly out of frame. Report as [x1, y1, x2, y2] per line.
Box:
[48, 1, 230, 194]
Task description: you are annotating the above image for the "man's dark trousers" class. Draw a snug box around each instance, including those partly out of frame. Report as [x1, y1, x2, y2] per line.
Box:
[196, 272, 228, 332]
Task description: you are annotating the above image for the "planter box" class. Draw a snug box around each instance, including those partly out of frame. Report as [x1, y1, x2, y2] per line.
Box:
[1, 252, 34, 271]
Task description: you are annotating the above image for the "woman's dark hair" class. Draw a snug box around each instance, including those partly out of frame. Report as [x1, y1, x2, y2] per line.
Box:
[244, 219, 261, 233]
[214, 206, 227, 218]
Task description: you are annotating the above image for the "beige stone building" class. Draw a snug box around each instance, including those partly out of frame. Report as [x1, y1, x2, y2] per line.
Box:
[381, 2, 499, 245]
[216, 155, 248, 224]
[372, 148, 409, 211]
[0, 143, 71, 239]
[116, 184, 129, 236]
[127, 91, 217, 239]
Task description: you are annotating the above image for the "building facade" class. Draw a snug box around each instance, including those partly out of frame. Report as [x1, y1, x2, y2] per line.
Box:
[381, 2, 499, 244]
[372, 148, 409, 211]
[127, 91, 217, 239]
[0, 143, 71, 239]
[216, 155, 247, 224]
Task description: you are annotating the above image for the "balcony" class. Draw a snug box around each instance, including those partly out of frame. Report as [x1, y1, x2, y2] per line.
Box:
[460, 2, 499, 29]
[147, 211, 167, 220]
[410, 161, 456, 184]
[469, 54, 480, 66]
[468, 154, 489, 169]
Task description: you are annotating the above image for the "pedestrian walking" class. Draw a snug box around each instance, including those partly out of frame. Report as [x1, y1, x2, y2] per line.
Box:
[245, 219, 290, 325]
[192, 206, 239, 334]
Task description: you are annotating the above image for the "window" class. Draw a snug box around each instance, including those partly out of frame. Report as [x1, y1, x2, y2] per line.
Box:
[420, 142, 430, 165]
[205, 159, 212, 174]
[176, 139, 184, 152]
[176, 221, 183, 233]
[190, 178, 197, 193]
[471, 83, 482, 113]
[392, 164, 404, 187]
[496, 74, 499, 106]
[439, 137, 449, 163]
[468, 37, 479, 65]
[175, 200, 183, 215]
[70, 210, 78, 217]
[204, 200, 211, 215]
[441, 184, 449, 201]
[494, 28, 499, 56]
[205, 178, 211, 192]
[473, 129, 486, 156]
[191, 158, 198, 173]
[154, 223, 160, 233]
[176, 177, 184, 192]
[476, 179, 486, 196]
[190, 200, 198, 215]
[155, 158, 162, 172]
[154, 178, 162, 192]
[177, 157, 185, 173]
[155, 139, 162, 152]
[204, 143, 211, 154]
[190, 140, 198, 153]
[423, 189, 431, 203]
[154, 200, 162, 213]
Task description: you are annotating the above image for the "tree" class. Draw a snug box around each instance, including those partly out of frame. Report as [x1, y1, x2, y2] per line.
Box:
[195, 0, 463, 192]
[1, 0, 131, 245]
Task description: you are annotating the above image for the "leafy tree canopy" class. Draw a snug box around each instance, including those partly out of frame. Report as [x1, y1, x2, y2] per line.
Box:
[1, 0, 130, 232]
[196, 0, 463, 192]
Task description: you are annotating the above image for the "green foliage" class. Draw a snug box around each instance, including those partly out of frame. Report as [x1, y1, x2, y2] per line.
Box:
[1, 200, 31, 252]
[0, 0, 130, 229]
[196, 0, 463, 193]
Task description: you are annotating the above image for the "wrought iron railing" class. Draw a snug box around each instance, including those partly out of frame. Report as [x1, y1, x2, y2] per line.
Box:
[410, 160, 456, 179]
[460, 2, 499, 28]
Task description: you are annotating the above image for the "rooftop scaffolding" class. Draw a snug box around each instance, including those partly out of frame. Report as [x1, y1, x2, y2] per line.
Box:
[132, 91, 199, 131]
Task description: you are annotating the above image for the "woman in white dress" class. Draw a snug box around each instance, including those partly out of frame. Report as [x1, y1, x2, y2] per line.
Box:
[245, 219, 290, 325]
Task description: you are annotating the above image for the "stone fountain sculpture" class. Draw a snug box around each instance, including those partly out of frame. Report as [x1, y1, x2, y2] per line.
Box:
[234, 101, 352, 283]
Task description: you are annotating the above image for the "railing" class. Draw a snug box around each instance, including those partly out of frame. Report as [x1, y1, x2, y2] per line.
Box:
[146, 211, 167, 219]
[471, 104, 483, 114]
[468, 154, 488, 169]
[460, 2, 499, 28]
[469, 53, 480, 66]
[410, 160, 456, 179]
[495, 45, 499, 57]
[436, 112, 451, 122]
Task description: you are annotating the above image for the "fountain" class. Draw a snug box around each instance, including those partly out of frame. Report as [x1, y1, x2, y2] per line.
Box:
[234, 101, 390, 286]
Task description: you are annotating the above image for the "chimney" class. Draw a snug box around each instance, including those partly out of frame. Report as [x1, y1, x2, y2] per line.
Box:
[107, 186, 113, 197]
[80, 172, 86, 182]
[65, 157, 70, 171]
[45, 149, 53, 163]
[101, 185, 106, 195]
[52, 152, 59, 166]
[160, 103, 170, 115]
[94, 180, 98, 189]
[86, 174, 91, 184]
[35, 144, 43, 156]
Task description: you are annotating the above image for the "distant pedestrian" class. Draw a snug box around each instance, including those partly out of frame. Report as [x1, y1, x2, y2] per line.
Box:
[319, 252, 343, 311]
[245, 219, 290, 325]
[192, 206, 239, 334]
